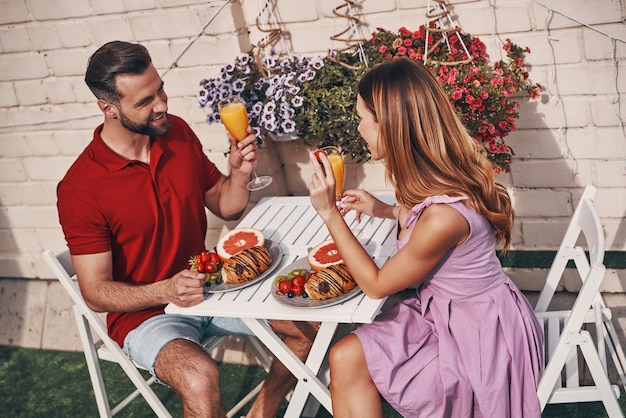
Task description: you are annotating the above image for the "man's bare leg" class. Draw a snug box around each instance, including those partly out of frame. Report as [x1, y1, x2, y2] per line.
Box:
[245, 320, 318, 418]
[155, 338, 226, 418]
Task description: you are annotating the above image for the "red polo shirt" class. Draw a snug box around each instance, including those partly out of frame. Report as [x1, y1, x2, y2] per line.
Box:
[57, 114, 222, 346]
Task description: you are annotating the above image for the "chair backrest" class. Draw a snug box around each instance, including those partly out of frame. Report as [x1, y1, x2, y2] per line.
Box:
[576, 190, 605, 267]
[42, 249, 115, 347]
[535, 185, 605, 313]
[42, 249, 84, 306]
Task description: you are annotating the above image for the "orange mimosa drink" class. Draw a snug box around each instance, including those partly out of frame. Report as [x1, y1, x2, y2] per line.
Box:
[316, 146, 345, 198]
[218, 96, 273, 191]
[218, 97, 249, 141]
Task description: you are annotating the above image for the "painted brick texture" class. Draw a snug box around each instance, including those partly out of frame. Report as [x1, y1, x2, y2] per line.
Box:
[0, 0, 624, 292]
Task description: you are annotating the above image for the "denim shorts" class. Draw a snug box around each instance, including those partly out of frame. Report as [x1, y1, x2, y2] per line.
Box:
[122, 314, 255, 384]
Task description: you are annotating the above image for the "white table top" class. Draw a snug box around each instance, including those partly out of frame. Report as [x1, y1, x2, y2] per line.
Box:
[165, 195, 398, 324]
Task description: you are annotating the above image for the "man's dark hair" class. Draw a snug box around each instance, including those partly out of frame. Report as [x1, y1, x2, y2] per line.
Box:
[85, 41, 152, 103]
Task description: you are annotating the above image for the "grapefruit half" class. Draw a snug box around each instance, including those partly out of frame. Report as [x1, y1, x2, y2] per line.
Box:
[216, 227, 266, 260]
[307, 240, 344, 272]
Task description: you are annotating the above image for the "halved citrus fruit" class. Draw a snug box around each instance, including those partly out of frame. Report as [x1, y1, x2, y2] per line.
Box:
[216, 227, 266, 260]
[307, 240, 344, 272]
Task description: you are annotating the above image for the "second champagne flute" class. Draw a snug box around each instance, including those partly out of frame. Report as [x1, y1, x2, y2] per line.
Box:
[315, 146, 345, 200]
[218, 96, 272, 191]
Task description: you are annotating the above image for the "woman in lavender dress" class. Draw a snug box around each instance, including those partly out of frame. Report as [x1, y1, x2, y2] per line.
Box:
[308, 58, 543, 417]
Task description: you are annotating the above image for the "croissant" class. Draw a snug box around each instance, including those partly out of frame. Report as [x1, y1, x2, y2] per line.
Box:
[304, 263, 356, 300]
[222, 246, 271, 284]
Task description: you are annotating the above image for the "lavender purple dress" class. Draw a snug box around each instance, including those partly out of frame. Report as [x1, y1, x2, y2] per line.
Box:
[354, 196, 544, 417]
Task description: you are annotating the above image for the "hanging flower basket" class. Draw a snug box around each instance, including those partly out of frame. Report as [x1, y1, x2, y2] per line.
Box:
[197, 50, 325, 141]
[197, 24, 540, 174]
[365, 25, 541, 174]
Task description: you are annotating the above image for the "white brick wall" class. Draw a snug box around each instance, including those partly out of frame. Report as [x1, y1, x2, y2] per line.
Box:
[0, 0, 624, 284]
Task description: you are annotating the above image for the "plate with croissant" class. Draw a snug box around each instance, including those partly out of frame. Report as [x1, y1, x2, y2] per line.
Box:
[271, 258, 362, 309]
[205, 240, 282, 293]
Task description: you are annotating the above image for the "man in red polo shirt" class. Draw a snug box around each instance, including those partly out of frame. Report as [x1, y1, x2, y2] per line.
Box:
[57, 41, 316, 418]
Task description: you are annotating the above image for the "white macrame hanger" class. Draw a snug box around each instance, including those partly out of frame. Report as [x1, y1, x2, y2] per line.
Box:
[256, 0, 292, 60]
[424, 0, 472, 65]
[330, 0, 368, 67]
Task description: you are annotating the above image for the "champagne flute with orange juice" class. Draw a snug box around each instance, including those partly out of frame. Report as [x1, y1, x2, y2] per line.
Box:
[315, 146, 345, 200]
[218, 96, 272, 191]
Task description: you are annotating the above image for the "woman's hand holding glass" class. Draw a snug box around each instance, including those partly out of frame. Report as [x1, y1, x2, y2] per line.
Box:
[308, 151, 342, 221]
[314, 146, 345, 200]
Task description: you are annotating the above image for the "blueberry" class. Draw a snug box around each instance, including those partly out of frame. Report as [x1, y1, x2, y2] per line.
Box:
[216, 278, 223, 284]
[302, 292, 308, 298]
[287, 291, 295, 298]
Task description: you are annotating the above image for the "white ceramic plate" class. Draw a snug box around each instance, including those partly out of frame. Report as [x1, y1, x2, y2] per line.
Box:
[270, 257, 362, 309]
[204, 240, 282, 293]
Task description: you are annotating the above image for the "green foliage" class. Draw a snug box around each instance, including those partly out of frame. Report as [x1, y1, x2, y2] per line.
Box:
[295, 52, 369, 162]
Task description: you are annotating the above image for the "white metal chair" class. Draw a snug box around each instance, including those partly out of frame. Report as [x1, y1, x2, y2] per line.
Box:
[534, 185, 626, 417]
[42, 248, 272, 418]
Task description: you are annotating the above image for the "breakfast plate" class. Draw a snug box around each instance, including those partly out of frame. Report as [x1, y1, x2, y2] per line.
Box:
[270, 257, 362, 309]
[204, 240, 282, 293]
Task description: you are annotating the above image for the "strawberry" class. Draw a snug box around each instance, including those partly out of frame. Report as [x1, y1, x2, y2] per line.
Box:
[208, 252, 221, 265]
[189, 250, 222, 274]
[292, 284, 304, 296]
[278, 280, 293, 294]
[205, 262, 218, 273]
[291, 275, 305, 288]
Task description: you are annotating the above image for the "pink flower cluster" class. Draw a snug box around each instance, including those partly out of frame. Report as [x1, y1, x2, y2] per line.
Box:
[367, 25, 541, 174]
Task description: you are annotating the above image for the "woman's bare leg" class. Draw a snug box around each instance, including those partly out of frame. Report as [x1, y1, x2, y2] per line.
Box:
[329, 334, 383, 418]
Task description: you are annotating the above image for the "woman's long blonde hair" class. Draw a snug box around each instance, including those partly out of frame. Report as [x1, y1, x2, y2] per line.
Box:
[357, 58, 514, 250]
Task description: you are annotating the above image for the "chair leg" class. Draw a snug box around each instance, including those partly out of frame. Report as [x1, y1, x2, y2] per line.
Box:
[104, 346, 172, 417]
[579, 335, 625, 418]
[226, 380, 265, 418]
[73, 310, 113, 418]
[110, 383, 153, 416]
[603, 318, 626, 387]
[538, 333, 578, 409]
[74, 306, 172, 417]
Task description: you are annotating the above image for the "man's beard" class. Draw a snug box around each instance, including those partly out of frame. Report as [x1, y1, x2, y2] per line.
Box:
[120, 111, 171, 136]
